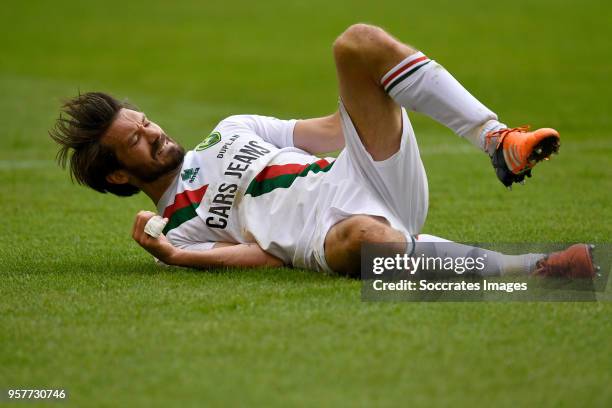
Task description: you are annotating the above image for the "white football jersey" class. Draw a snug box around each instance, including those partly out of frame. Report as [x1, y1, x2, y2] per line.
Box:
[156, 115, 337, 266]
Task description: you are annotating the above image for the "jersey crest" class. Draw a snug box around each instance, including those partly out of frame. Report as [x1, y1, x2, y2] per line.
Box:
[195, 132, 221, 151]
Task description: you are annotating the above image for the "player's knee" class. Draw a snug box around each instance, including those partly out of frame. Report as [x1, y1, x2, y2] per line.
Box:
[344, 216, 385, 247]
[324, 215, 406, 278]
[340, 23, 382, 42]
[334, 24, 409, 76]
[343, 216, 405, 264]
[333, 24, 389, 60]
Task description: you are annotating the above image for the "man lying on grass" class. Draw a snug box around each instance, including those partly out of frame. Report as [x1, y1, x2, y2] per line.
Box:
[50, 24, 596, 278]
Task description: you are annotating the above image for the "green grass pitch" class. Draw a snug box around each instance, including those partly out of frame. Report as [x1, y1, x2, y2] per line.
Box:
[1, 0, 611, 406]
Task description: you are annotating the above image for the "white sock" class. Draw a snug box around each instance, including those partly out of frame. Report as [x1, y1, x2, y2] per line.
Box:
[414, 234, 544, 276]
[381, 52, 507, 153]
[471, 119, 508, 155]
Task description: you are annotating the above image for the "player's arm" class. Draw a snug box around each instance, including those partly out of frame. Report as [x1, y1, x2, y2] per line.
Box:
[220, 112, 343, 155]
[167, 243, 284, 269]
[132, 211, 284, 269]
[293, 111, 344, 155]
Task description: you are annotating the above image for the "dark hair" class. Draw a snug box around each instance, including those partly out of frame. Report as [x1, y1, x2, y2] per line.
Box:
[49, 92, 140, 197]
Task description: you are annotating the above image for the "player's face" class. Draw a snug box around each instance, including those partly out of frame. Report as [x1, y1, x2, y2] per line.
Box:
[103, 108, 185, 183]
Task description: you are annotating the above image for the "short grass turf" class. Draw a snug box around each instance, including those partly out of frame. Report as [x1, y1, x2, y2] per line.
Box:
[1, 0, 611, 406]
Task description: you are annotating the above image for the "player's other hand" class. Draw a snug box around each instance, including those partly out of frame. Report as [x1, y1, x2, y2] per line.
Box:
[132, 210, 177, 264]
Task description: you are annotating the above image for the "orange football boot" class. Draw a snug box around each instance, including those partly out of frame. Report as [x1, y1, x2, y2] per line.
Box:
[532, 244, 597, 278]
[485, 126, 560, 188]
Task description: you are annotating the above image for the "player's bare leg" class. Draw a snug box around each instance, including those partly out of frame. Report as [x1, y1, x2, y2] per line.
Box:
[331, 24, 415, 161]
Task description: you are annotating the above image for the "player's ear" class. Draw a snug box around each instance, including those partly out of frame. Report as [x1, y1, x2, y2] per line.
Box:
[106, 170, 130, 185]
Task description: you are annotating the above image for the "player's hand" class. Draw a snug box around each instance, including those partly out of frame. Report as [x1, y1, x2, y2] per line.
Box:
[132, 210, 178, 264]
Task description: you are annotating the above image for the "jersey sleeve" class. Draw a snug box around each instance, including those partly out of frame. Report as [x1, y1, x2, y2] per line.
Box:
[215, 115, 297, 148]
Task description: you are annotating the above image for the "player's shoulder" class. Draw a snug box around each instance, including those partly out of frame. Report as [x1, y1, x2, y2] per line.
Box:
[214, 114, 255, 132]
[214, 114, 285, 133]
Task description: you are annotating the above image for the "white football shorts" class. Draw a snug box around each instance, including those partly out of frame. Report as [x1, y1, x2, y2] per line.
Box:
[297, 99, 429, 273]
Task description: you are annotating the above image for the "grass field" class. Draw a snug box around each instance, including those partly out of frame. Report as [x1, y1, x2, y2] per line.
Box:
[1, 0, 611, 406]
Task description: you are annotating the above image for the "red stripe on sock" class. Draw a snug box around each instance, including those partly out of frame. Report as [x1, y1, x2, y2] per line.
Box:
[382, 55, 428, 88]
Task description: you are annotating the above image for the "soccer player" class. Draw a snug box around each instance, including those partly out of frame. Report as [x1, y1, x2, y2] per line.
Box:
[50, 24, 596, 278]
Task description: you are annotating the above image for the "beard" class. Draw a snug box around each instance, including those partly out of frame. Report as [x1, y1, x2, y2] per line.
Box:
[125, 137, 186, 183]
